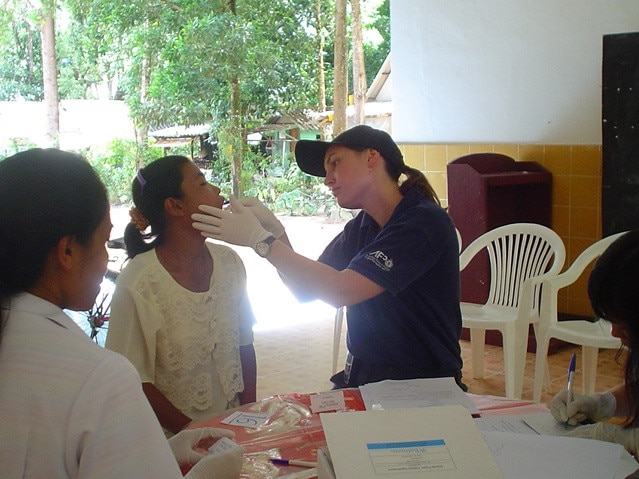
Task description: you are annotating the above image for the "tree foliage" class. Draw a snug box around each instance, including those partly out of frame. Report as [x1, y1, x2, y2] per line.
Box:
[0, 0, 390, 203]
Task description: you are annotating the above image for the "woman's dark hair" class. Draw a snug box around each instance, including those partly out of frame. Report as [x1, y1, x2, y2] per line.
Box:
[0, 148, 109, 333]
[588, 229, 639, 427]
[397, 165, 440, 206]
[124, 155, 190, 258]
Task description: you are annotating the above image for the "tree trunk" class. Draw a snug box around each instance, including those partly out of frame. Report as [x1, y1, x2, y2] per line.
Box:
[315, 0, 329, 140]
[135, 50, 151, 168]
[40, 12, 59, 148]
[227, 0, 243, 197]
[351, 0, 366, 126]
[332, 0, 348, 136]
[315, 0, 326, 114]
[230, 76, 243, 197]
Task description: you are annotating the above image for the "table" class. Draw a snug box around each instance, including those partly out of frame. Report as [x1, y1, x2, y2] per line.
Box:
[188, 389, 550, 478]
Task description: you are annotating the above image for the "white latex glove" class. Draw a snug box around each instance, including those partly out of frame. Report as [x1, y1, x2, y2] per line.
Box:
[168, 427, 236, 466]
[184, 446, 244, 479]
[566, 422, 639, 456]
[192, 196, 271, 250]
[550, 390, 617, 426]
[238, 196, 285, 238]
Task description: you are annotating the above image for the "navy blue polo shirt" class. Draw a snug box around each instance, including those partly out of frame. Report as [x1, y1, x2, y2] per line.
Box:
[318, 188, 463, 377]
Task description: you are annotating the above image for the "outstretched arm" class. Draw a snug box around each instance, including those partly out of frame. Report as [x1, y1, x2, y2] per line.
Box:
[192, 198, 384, 306]
[264, 237, 384, 306]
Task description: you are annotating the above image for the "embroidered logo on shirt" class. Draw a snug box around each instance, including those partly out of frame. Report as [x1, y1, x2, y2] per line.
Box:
[365, 250, 394, 271]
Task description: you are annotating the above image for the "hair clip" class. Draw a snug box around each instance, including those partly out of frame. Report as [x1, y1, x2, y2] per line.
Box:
[136, 169, 147, 190]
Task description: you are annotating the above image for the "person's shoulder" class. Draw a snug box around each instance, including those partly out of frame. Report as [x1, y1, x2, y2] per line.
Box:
[401, 198, 450, 225]
[205, 240, 242, 262]
[116, 249, 158, 282]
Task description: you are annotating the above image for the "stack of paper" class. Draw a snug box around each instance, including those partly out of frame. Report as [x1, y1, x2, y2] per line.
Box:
[358, 377, 480, 414]
[320, 405, 502, 479]
[481, 431, 632, 479]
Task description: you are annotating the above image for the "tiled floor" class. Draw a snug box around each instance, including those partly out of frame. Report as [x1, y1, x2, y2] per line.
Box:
[253, 313, 626, 405]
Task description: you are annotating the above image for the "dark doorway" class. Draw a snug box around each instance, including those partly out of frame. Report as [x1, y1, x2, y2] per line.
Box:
[602, 32, 639, 235]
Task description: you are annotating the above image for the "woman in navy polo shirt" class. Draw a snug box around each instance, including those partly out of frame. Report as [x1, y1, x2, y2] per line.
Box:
[192, 125, 464, 390]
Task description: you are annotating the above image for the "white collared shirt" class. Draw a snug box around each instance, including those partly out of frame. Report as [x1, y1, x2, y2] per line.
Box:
[0, 293, 183, 479]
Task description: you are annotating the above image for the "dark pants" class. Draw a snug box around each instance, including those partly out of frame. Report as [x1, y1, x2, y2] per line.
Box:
[330, 353, 467, 392]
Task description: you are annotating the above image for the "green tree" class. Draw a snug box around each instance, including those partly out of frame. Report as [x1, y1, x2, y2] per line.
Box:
[0, 11, 43, 101]
[363, 0, 390, 84]
[65, 0, 322, 193]
[0, 0, 61, 145]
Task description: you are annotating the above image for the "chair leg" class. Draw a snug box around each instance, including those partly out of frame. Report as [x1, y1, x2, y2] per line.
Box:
[502, 323, 526, 399]
[582, 346, 599, 395]
[469, 328, 486, 379]
[332, 307, 345, 374]
[533, 333, 551, 403]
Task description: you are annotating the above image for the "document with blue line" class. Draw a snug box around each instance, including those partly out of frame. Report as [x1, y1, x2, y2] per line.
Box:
[320, 405, 502, 478]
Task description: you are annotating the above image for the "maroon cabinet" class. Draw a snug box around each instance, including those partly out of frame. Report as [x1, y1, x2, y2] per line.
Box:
[447, 153, 552, 350]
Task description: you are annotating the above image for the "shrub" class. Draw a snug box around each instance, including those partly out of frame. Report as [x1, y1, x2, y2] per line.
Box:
[87, 140, 162, 204]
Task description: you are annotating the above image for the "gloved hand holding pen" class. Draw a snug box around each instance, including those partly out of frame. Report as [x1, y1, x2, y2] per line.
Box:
[550, 390, 617, 426]
[192, 196, 271, 251]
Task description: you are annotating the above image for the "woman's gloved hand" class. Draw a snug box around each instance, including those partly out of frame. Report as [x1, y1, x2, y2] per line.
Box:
[192, 196, 271, 250]
[566, 422, 639, 456]
[168, 427, 236, 465]
[238, 196, 285, 238]
[550, 390, 616, 426]
[184, 446, 245, 479]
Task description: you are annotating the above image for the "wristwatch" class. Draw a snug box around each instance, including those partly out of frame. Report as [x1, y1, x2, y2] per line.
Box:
[255, 235, 277, 257]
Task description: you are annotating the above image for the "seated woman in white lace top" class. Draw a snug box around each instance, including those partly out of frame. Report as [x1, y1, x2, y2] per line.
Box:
[106, 155, 256, 436]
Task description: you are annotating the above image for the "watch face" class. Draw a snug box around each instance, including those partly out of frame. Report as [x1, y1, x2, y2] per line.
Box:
[256, 241, 270, 257]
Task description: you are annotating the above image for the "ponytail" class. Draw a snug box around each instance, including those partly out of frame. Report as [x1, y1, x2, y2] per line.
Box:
[396, 165, 441, 206]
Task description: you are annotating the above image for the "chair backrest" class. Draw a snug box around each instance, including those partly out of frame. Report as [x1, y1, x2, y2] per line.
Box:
[549, 231, 628, 290]
[459, 223, 566, 309]
[539, 231, 628, 323]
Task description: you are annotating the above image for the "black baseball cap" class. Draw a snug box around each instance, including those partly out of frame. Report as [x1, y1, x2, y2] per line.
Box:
[294, 125, 404, 177]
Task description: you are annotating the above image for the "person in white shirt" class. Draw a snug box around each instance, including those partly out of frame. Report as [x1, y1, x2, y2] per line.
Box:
[0, 148, 242, 479]
[106, 155, 257, 436]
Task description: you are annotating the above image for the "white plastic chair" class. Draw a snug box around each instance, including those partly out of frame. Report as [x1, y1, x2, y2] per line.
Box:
[459, 223, 566, 399]
[532, 232, 626, 403]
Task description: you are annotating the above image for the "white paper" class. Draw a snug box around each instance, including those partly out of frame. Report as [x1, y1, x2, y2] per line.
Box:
[321, 406, 502, 479]
[482, 431, 624, 479]
[310, 391, 346, 413]
[358, 377, 479, 414]
[220, 410, 270, 428]
[207, 436, 240, 455]
[521, 413, 576, 436]
[474, 416, 538, 434]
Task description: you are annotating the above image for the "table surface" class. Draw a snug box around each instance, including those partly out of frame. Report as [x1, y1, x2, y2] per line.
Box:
[188, 389, 550, 478]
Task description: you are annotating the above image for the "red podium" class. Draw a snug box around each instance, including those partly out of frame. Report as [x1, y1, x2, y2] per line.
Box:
[447, 153, 552, 349]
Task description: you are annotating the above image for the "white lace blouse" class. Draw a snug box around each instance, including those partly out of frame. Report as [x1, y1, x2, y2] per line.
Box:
[106, 242, 255, 423]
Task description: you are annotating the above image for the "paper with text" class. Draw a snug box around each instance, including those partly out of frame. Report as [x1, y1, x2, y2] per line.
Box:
[321, 406, 502, 478]
[358, 377, 479, 414]
[482, 431, 626, 479]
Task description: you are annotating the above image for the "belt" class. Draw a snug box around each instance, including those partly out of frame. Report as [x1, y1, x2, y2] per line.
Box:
[343, 352, 465, 390]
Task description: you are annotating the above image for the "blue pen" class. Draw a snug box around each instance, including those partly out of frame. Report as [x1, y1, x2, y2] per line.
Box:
[564, 353, 577, 429]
